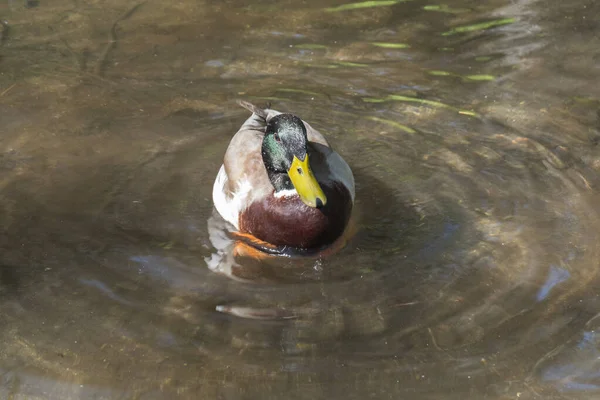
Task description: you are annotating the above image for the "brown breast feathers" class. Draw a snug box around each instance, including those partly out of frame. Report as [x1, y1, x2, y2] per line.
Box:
[239, 182, 352, 249]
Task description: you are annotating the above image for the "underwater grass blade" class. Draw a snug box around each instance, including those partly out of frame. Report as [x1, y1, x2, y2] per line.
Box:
[368, 117, 416, 133]
[371, 42, 410, 49]
[442, 18, 515, 36]
[276, 88, 322, 96]
[464, 74, 495, 81]
[295, 44, 329, 50]
[326, 0, 409, 12]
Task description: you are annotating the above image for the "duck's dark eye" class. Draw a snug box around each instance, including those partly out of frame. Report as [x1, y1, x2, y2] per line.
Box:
[274, 133, 281, 142]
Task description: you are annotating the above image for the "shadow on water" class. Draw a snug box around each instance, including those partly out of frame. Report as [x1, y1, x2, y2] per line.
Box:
[0, 264, 20, 295]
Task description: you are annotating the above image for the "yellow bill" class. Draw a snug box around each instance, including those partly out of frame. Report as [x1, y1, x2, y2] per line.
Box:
[288, 155, 327, 208]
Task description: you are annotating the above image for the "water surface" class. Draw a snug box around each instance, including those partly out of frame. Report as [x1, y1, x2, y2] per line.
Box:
[1, 0, 600, 398]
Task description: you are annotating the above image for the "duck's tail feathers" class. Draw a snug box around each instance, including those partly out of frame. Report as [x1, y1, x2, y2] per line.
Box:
[237, 100, 269, 120]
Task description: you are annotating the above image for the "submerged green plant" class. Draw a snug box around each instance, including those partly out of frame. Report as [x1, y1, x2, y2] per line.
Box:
[388, 94, 454, 109]
[326, 0, 410, 12]
[295, 44, 329, 50]
[423, 4, 470, 14]
[335, 61, 369, 67]
[249, 96, 287, 102]
[363, 94, 480, 117]
[367, 116, 416, 133]
[276, 88, 322, 96]
[442, 18, 515, 36]
[371, 42, 410, 49]
[464, 74, 495, 81]
[428, 70, 453, 76]
[305, 63, 340, 69]
[426, 70, 496, 81]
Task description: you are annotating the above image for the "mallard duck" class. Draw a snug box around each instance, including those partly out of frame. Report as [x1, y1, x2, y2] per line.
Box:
[212, 101, 355, 255]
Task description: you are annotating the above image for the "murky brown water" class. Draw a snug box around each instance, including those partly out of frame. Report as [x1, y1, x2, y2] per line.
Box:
[1, 0, 600, 398]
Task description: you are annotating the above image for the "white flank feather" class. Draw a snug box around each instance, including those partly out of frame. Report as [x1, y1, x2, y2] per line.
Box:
[212, 165, 253, 229]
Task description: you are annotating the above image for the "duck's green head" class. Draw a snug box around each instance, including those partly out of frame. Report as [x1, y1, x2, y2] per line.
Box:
[261, 114, 327, 208]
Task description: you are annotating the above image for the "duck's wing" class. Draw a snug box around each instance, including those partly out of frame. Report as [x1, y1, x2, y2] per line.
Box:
[213, 106, 268, 228]
[222, 111, 269, 195]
